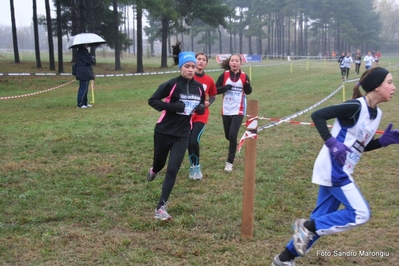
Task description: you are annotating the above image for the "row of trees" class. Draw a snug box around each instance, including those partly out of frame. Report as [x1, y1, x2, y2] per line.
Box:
[8, 0, 398, 73]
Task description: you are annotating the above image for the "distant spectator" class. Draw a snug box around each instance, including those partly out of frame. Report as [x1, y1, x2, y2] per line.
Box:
[75, 44, 95, 108]
[342, 52, 353, 79]
[364, 51, 375, 70]
[354, 49, 362, 75]
[374, 51, 381, 65]
[337, 52, 346, 80]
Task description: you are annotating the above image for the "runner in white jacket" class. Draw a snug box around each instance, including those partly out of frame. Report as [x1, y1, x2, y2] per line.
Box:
[342, 52, 353, 79]
[363, 51, 375, 70]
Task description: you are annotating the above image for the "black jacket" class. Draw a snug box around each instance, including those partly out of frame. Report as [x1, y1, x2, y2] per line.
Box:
[76, 46, 95, 81]
[148, 76, 205, 138]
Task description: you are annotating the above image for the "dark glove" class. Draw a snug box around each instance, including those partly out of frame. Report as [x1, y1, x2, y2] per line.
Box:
[194, 104, 205, 115]
[324, 137, 352, 166]
[217, 84, 233, 94]
[224, 84, 233, 91]
[379, 123, 399, 147]
[165, 101, 185, 112]
[243, 81, 252, 94]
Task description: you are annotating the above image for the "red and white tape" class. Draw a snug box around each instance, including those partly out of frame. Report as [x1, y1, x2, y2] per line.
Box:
[237, 117, 258, 153]
[0, 80, 75, 100]
[246, 115, 384, 135]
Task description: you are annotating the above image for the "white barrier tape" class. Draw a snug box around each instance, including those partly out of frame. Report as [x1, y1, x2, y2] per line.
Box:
[3, 59, 398, 78]
[249, 116, 385, 135]
[0, 72, 71, 76]
[0, 80, 75, 100]
[0, 59, 306, 78]
[257, 84, 343, 132]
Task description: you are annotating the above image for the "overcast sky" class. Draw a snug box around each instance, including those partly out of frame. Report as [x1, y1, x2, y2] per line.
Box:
[1, 1, 54, 27]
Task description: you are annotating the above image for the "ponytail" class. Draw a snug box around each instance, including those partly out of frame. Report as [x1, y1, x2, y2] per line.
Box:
[220, 57, 231, 71]
[352, 82, 363, 99]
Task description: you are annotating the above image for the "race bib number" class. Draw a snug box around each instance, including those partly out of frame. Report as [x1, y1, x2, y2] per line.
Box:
[177, 94, 201, 116]
[225, 87, 243, 103]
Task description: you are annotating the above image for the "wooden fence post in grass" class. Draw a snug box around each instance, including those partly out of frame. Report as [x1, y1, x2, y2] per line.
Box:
[241, 100, 258, 239]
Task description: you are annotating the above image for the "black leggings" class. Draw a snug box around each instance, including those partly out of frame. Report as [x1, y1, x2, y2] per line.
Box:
[340, 67, 346, 78]
[355, 63, 361, 75]
[152, 131, 188, 209]
[345, 67, 350, 78]
[222, 115, 244, 164]
[188, 122, 206, 166]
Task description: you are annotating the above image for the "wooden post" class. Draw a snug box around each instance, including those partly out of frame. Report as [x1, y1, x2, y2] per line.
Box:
[241, 100, 258, 239]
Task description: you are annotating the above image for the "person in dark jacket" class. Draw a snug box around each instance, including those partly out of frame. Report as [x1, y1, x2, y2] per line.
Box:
[147, 51, 205, 220]
[76, 44, 95, 108]
[337, 52, 346, 81]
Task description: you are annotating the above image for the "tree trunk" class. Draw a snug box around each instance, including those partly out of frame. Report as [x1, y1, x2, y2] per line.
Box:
[267, 15, 271, 56]
[248, 36, 252, 55]
[136, 1, 144, 73]
[191, 32, 194, 52]
[294, 12, 297, 57]
[71, 0, 77, 62]
[56, 0, 63, 73]
[298, 13, 303, 56]
[207, 30, 211, 57]
[239, 9, 243, 54]
[33, 0, 42, 68]
[218, 26, 222, 54]
[132, 5, 136, 55]
[113, 0, 121, 70]
[229, 16, 233, 54]
[304, 15, 308, 56]
[161, 17, 168, 68]
[10, 0, 20, 63]
[45, 0, 55, 70]
[88, 0, 97, 64]
[287, 16, 291, 56]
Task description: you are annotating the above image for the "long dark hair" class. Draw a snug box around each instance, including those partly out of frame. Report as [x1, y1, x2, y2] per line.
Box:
[220, 53, 241, 71]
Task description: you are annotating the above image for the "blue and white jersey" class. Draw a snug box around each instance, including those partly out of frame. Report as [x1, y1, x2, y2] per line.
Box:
[312, 97, 382, 187]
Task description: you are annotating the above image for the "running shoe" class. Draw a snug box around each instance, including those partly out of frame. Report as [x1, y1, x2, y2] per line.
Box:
[224, 162, 233, 172]
[194, 165, 203, 180]
[292, 218, 315, 256]
[189, 165, 203, 180]
[189, 166, 195, 180]
[271, 255, 295, 266]
[154, 205, 172, 220]
[147, 167, 157, 182]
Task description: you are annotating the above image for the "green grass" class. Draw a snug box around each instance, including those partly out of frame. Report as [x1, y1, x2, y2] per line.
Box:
[1, 56, 399, 265]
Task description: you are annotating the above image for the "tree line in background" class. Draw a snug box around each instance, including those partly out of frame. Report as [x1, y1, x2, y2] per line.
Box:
[6, 0, 399, 73]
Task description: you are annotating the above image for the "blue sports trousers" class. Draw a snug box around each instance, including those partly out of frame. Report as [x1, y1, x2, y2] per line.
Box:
[286, 182, 370, 257]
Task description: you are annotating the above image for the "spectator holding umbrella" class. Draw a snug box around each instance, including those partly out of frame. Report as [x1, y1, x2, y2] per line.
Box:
[75, 44, 95, 108]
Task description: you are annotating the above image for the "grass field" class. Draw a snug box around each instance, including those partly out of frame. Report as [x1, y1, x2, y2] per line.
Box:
[1, 54, 399, 265]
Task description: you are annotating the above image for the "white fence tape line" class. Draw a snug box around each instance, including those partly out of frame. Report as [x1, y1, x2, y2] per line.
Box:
[0, 80, 75, 100]
[258, 84, 344, 131]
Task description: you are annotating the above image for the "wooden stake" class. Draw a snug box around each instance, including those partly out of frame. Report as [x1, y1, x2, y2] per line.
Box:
[241, 100, 258, 239]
